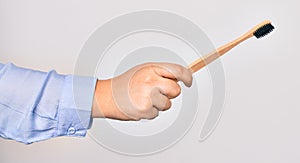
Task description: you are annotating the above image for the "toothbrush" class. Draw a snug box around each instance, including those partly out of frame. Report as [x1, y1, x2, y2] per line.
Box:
[194, 20, 275, 141]
[188, 20, 274, 73]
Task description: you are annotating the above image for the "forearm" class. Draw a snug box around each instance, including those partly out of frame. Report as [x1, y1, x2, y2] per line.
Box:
[0, 63, 96, 144]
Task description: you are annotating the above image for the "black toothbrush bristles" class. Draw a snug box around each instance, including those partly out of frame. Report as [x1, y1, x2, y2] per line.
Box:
[253, 23, 275, 39]
[188, 20, 275, 73]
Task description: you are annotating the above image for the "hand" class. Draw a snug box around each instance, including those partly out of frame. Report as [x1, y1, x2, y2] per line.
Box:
[92, 62, 193, 121]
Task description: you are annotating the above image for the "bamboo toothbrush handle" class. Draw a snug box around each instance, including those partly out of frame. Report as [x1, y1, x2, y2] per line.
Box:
[188, 20, 271, 73]
[187, 34, 251, 73]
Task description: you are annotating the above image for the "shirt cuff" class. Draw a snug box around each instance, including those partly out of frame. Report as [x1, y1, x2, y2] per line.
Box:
[56, 75, 97, 137]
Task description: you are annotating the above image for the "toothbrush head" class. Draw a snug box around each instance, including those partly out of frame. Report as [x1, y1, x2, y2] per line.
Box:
[253, 21, 275, 38]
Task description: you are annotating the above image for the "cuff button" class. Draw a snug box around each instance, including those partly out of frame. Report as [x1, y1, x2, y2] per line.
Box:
[68, 127, 76, 135]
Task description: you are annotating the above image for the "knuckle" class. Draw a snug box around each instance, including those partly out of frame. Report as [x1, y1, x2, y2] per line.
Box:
[168, 84, 181, 98]
[146, 110, 159, 120]
[164, 99, 172, 110]
[143, 75, 154, 84]
[137, 101, 152, 114]
[137, 106, 148, 114]
[174, 85, 181, 96]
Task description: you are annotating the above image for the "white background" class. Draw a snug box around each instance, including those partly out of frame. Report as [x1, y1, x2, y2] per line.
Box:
[0, 0, 299, 162]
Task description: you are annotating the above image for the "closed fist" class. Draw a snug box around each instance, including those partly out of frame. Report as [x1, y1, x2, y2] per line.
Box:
[92, 62, 193, 121]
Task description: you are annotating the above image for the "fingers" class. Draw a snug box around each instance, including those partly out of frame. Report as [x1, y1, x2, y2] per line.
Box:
[107, 62, 193, 121]
[152, 63, 193, 87]
[156, 78, 181, 99]
[141, 107, 159, 120]
[138, 63, 191, 120]
[150, 88, 172, 111]
[141, 88, 172, 119]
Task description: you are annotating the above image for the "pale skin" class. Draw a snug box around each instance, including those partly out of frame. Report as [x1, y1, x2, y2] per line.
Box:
[91, 62, 193, 121]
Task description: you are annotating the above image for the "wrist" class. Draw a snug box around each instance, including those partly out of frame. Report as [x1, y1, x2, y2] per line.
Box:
[92, 79, 130, 120]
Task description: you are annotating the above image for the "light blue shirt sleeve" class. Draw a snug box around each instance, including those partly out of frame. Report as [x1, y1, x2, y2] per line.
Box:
[0, 63, 97, 144]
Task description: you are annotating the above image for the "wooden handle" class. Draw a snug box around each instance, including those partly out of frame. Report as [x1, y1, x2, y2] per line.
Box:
[188, 20, 271, 73]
